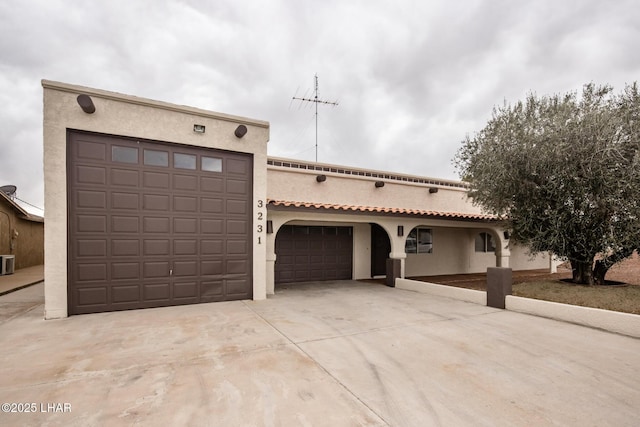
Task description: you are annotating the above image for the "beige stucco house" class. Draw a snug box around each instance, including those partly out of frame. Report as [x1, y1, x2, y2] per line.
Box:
[42, 80, 553, 318]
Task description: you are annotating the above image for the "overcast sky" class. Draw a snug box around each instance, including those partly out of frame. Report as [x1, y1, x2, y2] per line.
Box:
[1, 0, 639, 213]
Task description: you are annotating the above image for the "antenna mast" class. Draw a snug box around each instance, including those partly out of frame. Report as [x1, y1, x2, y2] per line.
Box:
[292, 74, 338, 162]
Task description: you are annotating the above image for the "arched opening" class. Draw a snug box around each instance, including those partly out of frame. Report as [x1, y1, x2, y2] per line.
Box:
[370, 223, 391, 277]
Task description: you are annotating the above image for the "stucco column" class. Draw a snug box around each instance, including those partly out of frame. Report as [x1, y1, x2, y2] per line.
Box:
[266, 253, 276, 295]
[549, 252, 557, 273]
[494, 229, 510, 268]
[498, 254, 510, 268]
[265, 230, 277, 295]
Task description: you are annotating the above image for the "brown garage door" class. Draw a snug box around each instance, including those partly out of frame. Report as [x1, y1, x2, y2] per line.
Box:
[67, 130, 252, 314]
[275, 225, 352, 284]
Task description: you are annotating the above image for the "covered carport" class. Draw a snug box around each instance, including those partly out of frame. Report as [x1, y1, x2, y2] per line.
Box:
[265, 199, 512, 294]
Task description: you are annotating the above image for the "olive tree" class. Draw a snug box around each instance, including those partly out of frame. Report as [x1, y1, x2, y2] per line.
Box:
[455, 83, 640, 285]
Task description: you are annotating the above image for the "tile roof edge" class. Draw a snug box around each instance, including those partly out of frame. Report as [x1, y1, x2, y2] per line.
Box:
[267, 199, 498, 220]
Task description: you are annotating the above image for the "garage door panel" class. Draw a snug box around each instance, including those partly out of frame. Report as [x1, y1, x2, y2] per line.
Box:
[77, 240, 107, 257]
[201, 240, 223, 255]
[143, 283, 171, 301]
[201, 219, 223, 234]
[77, 165, 107, 184]
[201, 176, 224, 193]
[227, 279, 251, 296]
[201, 198, 223, 213]
[111, 168, 139, 186]
[76, 140, 107, 161]
[227, 240, 248, 254]
[112, 285, 141, 303]
[174, 239, 197, 255]
[112, 262, 140, 280]
[142, 216, 168, 233]
[227, 179, 248, 195]
[76, 190, 107, 209]
[68, 131, 253, 314]
[227, 220, 247, 234]
[202, 260, 223, 276]
[174, 281, 198, 299]
[76, 286, 108, 307]
[78, 215, 107, 233]
[113, 216, 139, 233]
[143, 239, 170, 256]
[174, 196, 198, 212]
[112, 192, 139, 210]
[143, 261, 170, 278]
[227, 199, 247, 215]
[77, 263, 107, 282]
[227, 158, 249, 175]
[174, 261, 197, 276]
[174, 217, 198, 233]
[201, 281, 223, 299]
[143, 194, 170, 210]
[174, 174, 198, 190]
[227, 259, 249, 274]
[143, 171, 170, 189]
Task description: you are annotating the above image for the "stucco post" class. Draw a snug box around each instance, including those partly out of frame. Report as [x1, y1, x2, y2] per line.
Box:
[266, 251, 276, 295]
[387, 227, 407, 280]
[494, 228, 510, 268]
[389, 251, 407, 279]
[487, 267, 512, 309]
[549, 252, 557, 273]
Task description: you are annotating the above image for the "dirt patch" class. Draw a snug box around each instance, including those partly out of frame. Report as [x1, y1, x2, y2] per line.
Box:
[402, 251, 640, 314]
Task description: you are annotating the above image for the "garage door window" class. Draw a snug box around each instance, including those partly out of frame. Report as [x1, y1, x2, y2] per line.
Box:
[112, 146, 138, 164]
[174, 153, 196, 170]
[144, 149, 169, 167]
[202, 156, 222, 172]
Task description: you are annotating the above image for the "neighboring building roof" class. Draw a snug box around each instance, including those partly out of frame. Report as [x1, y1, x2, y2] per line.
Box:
[0, 191, 44, 223]
[267, 200, 498, 221]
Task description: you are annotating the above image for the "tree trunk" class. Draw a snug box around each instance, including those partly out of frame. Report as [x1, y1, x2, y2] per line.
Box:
[593, 260, 609, 286]
[570, 259, 594, 285]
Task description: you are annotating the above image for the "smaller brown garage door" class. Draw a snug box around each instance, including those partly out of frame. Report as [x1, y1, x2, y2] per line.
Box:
[275, 225, 353, 284]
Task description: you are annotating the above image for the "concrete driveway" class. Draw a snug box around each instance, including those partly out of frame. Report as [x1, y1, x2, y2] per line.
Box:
[0, 281, 638, 426]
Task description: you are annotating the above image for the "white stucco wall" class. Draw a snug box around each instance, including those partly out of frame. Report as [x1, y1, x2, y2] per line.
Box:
[42, 80, 269, 319]
[509, 243, 556, 270]
[267, 159, 481, 215]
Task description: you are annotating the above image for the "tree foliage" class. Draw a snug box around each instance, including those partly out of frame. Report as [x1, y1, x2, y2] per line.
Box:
[455, 83, 640, 285]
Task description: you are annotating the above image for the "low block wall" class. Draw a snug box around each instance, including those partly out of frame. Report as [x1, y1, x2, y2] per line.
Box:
[506, 295, 640, 339]
[395, 278, 640, 338]
[395, 279, 486, 305]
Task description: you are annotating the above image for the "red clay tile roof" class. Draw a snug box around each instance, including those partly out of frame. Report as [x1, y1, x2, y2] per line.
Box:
[267, 200, 498, 221]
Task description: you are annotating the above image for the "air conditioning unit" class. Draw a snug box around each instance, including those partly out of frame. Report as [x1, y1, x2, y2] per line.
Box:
[0, 255, 15, 275]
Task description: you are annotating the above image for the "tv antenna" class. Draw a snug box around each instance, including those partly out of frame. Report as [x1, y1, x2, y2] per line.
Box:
[292, 74, 338, 162]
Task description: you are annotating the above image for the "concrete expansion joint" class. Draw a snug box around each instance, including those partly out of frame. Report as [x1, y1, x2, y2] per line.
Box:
[242, 301, 391, 425]
[0, 303, 43, 326]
